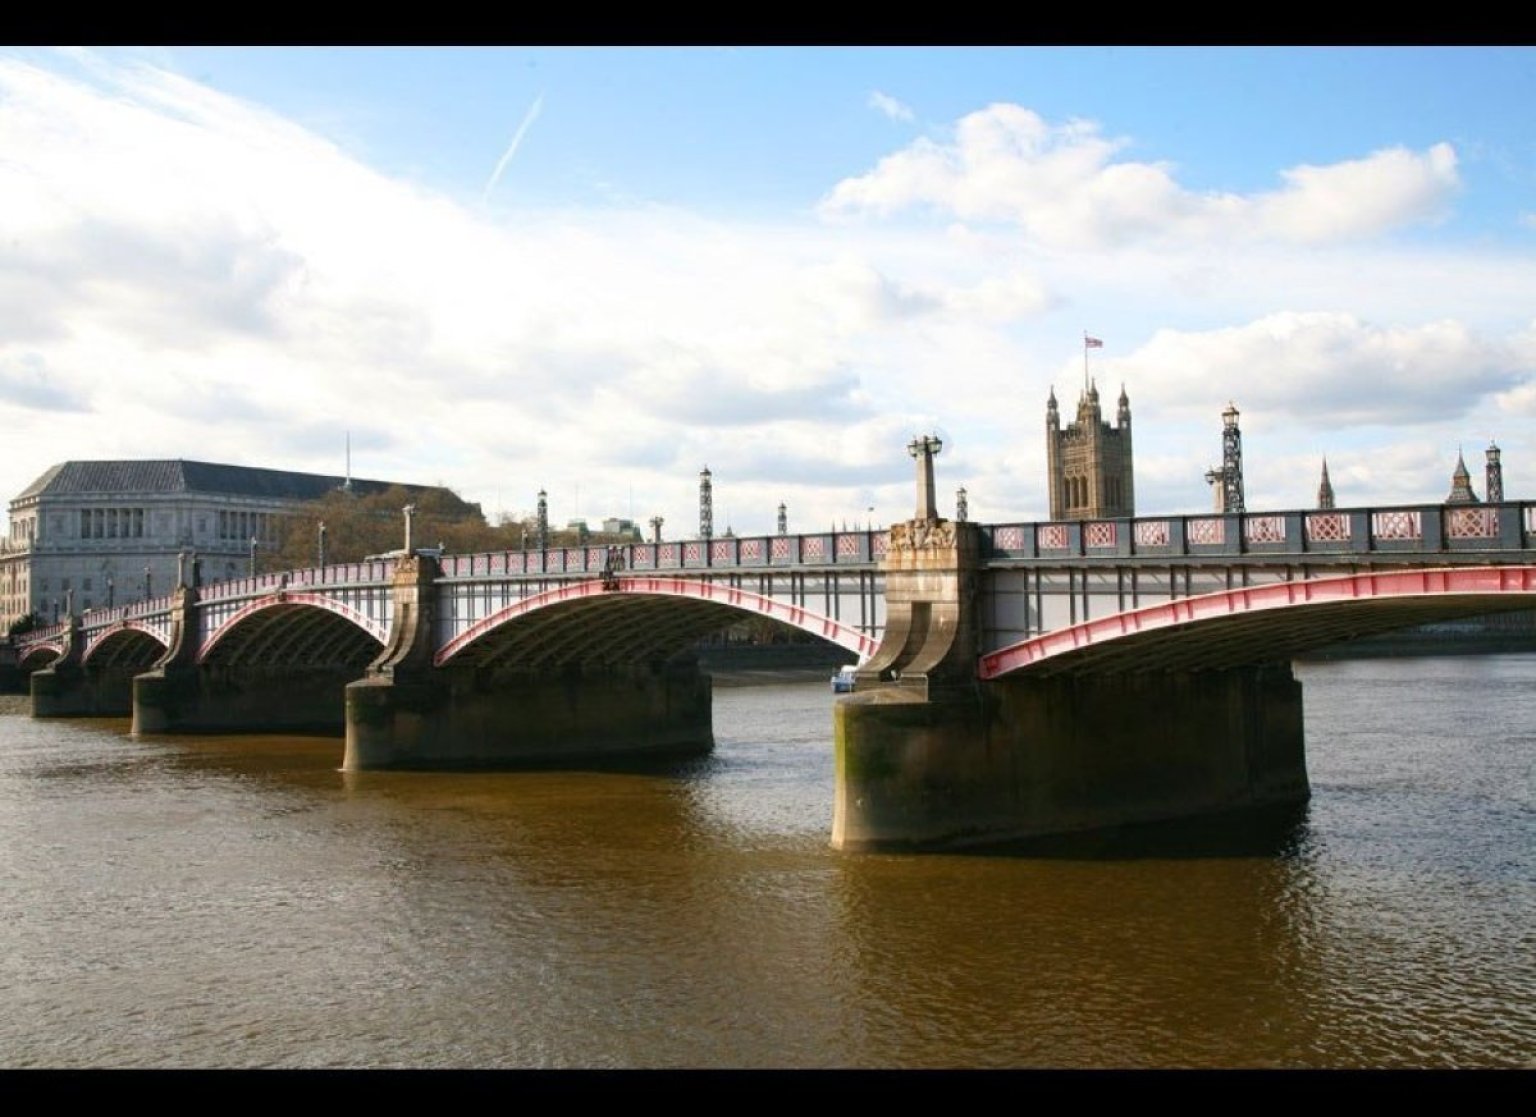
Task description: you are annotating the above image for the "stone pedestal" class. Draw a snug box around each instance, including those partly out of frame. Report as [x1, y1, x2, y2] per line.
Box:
[344, 659, 713, 770]
[834, 664, 1308, 852]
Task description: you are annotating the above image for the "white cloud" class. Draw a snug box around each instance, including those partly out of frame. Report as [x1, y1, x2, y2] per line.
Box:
[1123, 312, 1528, 427]
[0, 56, 1527, 537]
[819, 102, 1460, 249]
[867, 90, 914, 123]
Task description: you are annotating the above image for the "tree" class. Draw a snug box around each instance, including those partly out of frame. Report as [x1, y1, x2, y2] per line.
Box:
[272, 484, 513, 568]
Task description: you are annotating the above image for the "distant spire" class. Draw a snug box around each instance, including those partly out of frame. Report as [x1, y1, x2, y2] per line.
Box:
[1445, 448, 1480, 505]
[1317, 458, 1335, 510]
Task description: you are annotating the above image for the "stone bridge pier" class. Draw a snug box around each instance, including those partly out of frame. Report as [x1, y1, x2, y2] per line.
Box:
[132, 583, 364, 737]
[342, 555, 713, 770]
[832, 438, 1308, 852]
[29, 616, 142, 718]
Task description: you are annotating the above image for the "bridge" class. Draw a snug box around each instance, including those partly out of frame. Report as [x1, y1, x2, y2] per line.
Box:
[9, 446, 1536, 851]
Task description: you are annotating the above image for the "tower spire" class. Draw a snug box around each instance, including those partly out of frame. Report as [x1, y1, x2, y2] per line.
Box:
[1445, 448, 1480, 504]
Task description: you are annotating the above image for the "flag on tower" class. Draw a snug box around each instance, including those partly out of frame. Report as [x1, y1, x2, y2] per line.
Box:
[1084, 336, 1104, 349]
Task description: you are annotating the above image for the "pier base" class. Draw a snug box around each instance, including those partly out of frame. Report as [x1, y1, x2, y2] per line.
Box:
[833, 663, 1308, 852]
[31, 663, 137, 718]
[343, 658, 713, 770]
[131, 664, 357, 735]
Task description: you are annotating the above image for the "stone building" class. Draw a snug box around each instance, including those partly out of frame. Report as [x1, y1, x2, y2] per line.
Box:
[1, 460, 451, 626]
[1046, 382, 1135, 520]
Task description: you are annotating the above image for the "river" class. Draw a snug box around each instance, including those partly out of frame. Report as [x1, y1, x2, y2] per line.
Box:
[0, 655, 1530, 1069]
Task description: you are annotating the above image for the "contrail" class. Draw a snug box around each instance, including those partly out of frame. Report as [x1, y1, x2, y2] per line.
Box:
[482, 92, 544, 204]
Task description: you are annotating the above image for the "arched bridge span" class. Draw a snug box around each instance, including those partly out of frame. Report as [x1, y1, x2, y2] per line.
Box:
[436, 575, 879, 669]
[198, 592, 388, 669]
[82, 624, 170, 670]
[979, 566, 1536, 679]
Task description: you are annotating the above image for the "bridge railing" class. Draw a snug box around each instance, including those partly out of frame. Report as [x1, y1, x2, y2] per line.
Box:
[436, 530, 889, 579]
[982, 501, 1536, 561]
[13, 590, 184, 648]
[196, 559, 398, 602]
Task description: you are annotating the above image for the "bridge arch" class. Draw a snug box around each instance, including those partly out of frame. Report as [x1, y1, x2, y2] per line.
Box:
[16, 643, 63, 670]
[436, 575, 879, 669]
[198, 591, 388, 668]
[82, 623, 170, 670]
[980, 565, 1536, 679]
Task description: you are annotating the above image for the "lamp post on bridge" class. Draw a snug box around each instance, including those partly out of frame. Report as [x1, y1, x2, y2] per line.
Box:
[106, 577, 114, 609]
[907, 434, 943, 521]
[317, 521, 327, 569]
[649, 515, 664, 544]
[144, 565, 151, 602]
[249, 536, 259, 578]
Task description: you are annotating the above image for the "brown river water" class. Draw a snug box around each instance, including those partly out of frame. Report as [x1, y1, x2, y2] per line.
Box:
[0, 655, 1531, 1069]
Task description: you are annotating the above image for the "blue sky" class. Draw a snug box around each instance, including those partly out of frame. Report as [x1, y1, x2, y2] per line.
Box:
[2, 46, 1533, 536]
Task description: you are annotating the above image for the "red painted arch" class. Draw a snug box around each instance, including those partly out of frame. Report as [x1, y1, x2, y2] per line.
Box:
[980, 565, 1536, 679]
[17, 642, 64, 667]
[82, 621, 171, 664]
[197, 591, 389, 664]
[435, 575, 880, 667]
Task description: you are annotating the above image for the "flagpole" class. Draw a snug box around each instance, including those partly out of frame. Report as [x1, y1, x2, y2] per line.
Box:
[1083, 332, 1089, 394]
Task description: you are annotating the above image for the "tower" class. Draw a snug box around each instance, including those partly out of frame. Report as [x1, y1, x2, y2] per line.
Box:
[698, 467, 713, 541]
[1204, 402, 1245, 514]
[536, 489, 548, 549]
[1317, 459, 1335, 510]
[776, 502, 787, 535]
[1445, 450, 1480, 504]
[1045, 382, 1135, 520]
[1485, 442, 1504, 502]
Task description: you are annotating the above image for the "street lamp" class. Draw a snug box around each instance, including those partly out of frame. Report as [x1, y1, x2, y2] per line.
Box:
[144, 565, 152, 601]
[249, 535, 258, 577]
[317, 521, 327, 569]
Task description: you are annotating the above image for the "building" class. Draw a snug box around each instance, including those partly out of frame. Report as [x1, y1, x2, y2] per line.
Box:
[1, 460, 452, 626]
[1046, 382, 1135, 520]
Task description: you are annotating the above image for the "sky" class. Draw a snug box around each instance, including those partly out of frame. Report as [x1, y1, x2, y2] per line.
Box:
[2, 46, 1534, 539]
